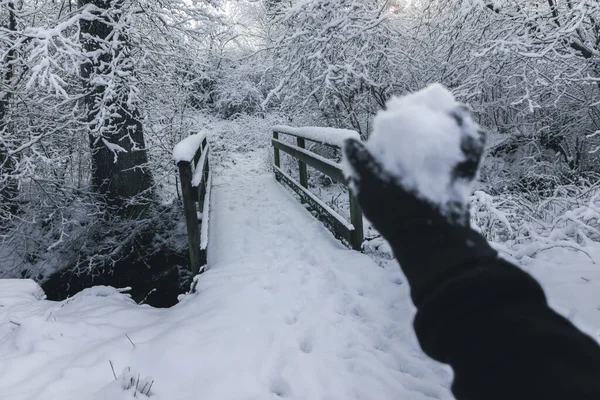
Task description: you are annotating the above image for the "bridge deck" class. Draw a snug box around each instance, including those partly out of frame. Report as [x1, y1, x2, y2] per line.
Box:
[206, 150, 450, 399]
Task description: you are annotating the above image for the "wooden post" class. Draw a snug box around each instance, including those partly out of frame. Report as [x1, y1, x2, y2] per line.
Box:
[178, 161, 202, 275]
[190, 142, 203, 203]
[197, 180, 205, 215]
[201, 137, 208, 155]
[205, 147, 210, 177]
[197, 147, 209, 214]
[349, 193, 364, 251]
[273, 131, 280, 167]
[193, 142, 202, 167]
[297, 137, 308, 188]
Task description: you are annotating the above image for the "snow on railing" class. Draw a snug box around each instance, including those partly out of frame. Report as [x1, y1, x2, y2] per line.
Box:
[172, 132, 208, 163]
[271, 126, 364, 250]
[272, 125, 359, 148]
[200, 172, 212, 252]
[192, 146, 209, 187]
[172, 133, 211, 276]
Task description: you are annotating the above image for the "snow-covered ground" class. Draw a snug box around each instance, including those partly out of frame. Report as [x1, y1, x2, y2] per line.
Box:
[0, 150, 452, 400]
[1, 100, 599, 398]
[2, 148, 598, 400]
[508, 245, 600, 340]
[2, 134, 599, 400]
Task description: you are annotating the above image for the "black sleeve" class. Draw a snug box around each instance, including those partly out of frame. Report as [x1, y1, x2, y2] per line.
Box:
[411, 256, 600, 400]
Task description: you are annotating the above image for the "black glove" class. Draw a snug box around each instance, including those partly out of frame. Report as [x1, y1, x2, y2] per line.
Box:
[344, 107, 497, 305]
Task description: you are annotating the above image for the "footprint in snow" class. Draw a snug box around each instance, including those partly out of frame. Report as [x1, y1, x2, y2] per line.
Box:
[269, 376, 292, 398]
[284, 312, 299, 326]
[298, 337, 313, 354]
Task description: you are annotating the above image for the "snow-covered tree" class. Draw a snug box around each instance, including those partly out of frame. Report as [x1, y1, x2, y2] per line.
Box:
[79, 0, 154, 218]
[0, 0, 221, 281]
[0, 1, 19, 219]
[473, 0, 600, 173]
[265, 0, 403, 137]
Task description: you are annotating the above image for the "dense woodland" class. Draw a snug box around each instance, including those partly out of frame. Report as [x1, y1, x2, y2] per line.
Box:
[1, 0, 599, 301]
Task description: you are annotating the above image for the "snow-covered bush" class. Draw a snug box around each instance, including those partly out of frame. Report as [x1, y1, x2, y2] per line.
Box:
[207, 112, 285, 152]
[213, 59, 268, 119]
[471, 178, 600, 258]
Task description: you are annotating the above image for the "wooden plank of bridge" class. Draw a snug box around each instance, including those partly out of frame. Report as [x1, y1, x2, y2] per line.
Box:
[274, 166, 352, 245]
[297, 137, 308, 189]
[197, 141, 210, 211]
[197, 153, 208, 211]
[273, 131, 280, 168]
[349, 193, 364, 251]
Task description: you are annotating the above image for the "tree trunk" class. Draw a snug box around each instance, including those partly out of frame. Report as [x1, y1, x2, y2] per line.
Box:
[0, 2, 19, 220]
[79, 0, 154, 218]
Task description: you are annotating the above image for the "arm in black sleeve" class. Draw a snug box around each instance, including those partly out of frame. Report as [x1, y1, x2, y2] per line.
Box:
[342, 135, 600, 399]
[390, 229, 600, 400]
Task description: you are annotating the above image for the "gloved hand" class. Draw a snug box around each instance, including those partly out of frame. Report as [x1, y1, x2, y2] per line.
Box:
[344, 107, 497, 305]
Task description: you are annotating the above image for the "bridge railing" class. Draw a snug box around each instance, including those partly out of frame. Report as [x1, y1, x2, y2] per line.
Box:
[271, 125, 364, 251]
[173, 132, 211, 275]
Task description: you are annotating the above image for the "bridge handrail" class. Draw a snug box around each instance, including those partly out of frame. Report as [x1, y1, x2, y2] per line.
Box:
[272, 138, 346, 183]
[173, 132, 208, 163]
[272, 125, 360, 148]
[272, 127, 364, 251]
[173, 133, 211, 275]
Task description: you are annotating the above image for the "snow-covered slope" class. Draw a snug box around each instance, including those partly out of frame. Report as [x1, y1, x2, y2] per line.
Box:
[0, 151, 451, 400]
[1, 148, 598, 400]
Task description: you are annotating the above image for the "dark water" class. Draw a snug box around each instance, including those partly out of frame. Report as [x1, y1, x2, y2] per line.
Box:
[42, 249, 192, 308]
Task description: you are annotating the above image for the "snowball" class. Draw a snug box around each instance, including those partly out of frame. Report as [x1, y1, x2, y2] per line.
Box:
[366, 84, 480, 206]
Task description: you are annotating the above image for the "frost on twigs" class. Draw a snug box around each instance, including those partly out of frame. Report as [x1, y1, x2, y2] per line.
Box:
[357, 84, 484, 216]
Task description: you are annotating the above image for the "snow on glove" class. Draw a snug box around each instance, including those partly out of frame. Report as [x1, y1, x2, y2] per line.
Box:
[343, 84, 496, 305]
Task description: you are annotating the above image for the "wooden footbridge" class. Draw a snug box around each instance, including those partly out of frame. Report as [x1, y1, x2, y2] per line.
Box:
[174, 126, 365, 275]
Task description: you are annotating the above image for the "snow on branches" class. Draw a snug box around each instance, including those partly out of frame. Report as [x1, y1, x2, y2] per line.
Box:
[265, 0, 402, 137]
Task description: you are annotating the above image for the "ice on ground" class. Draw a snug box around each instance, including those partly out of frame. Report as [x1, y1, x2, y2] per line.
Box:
[172, 132, 207, 163]
[362, 84, 480, 206]
[273, 125, 360, 148]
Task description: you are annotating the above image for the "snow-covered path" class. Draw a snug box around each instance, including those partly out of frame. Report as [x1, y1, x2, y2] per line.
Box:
[0, 150, 450, 400]
[204, 151, 452, 398]
[209, 151, 353, 268]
